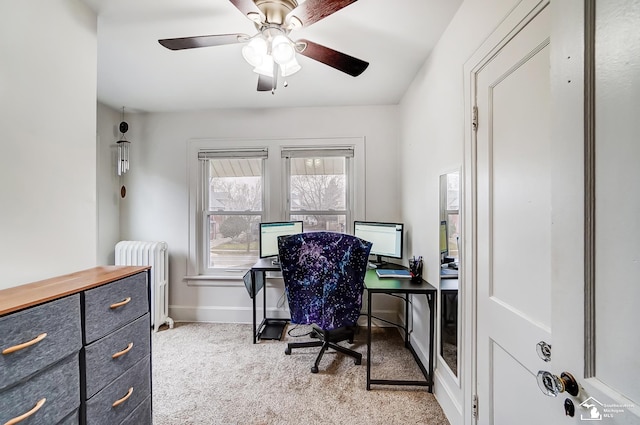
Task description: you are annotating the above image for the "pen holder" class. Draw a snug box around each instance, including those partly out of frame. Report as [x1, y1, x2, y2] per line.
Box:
[409, 257, 423, 282]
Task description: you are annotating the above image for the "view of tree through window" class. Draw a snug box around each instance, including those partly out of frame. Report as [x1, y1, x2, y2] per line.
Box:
[206, 158, 263, 269]
[289, 156, 347, 232]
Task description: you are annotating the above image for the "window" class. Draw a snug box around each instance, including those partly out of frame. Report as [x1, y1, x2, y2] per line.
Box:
[444, 171, 460, 260]
[283, 147, 353, 233]
[196, 149, 266, 276]
[187, 138, 364, 282]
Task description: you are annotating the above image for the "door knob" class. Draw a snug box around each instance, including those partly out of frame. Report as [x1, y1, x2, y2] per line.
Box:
[536, 371, 579, 397]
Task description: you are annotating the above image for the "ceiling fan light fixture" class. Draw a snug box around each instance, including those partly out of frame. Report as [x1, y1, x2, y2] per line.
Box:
[280, 56, 301, 77]
[241, 37, 268, 67]
[253, 54, 275, 77]
[271, 35, 296, 65]
[159, 0, 369, 93]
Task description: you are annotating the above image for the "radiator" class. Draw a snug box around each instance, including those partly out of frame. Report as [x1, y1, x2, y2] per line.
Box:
[115, 241, 174, 332]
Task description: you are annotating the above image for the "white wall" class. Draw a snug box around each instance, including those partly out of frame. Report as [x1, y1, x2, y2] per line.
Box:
[96, 103, 123, 265]
[0, 0, 97, 288]
[100, 105, 401, 322]
[398, 0, 522, 423]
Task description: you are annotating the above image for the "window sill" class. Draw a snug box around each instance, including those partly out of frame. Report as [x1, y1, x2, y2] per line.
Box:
[184, 275, 242, 287]
[183, 272, 282, 287]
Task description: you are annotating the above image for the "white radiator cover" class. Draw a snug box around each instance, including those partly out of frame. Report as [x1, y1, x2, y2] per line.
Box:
[115, 241, 174, 332]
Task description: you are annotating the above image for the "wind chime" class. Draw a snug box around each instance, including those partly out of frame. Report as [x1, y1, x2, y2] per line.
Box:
[116, 107, 130, 176]
[117, 107, 130, 198]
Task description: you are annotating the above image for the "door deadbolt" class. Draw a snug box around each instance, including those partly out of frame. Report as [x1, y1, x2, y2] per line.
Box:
[564, 398, 576, 417]
[536, 371, 579, 397]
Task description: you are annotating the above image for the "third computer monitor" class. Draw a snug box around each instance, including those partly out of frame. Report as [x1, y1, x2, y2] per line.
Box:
[353, 221, 403, 265]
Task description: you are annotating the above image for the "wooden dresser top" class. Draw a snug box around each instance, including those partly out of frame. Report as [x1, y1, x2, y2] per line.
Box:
[0, 266, 150, 316]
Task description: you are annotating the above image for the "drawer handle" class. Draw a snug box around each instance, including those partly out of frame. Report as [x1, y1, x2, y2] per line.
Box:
[2, 333, 48, 355]
[110, 297, 132, 309]
[112, 387, 134, 408]
[4, 398, 46, 425]
[112, 342, 134, 359]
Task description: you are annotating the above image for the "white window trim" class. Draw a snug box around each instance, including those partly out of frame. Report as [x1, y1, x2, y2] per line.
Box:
[185, 137, 365, 285]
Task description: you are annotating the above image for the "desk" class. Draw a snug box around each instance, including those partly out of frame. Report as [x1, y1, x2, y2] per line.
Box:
[440, 278, 458, 326]
[245, 258, 288, 344]
[440, 278, 458, 374]
[364, 269, 437, 391]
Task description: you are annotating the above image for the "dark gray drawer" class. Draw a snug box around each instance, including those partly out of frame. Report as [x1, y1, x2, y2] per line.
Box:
[120, 395, 151, 425]
[0, 294, 81, 390]
[85, 356, 151, 425]
[84, 313, 151, 398]
[58, 408, 79, 425]
[84, 272, 148, 343]
[0, 353, 80, 425]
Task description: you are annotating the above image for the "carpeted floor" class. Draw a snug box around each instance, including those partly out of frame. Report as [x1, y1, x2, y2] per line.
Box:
[152, 322, 450, 425]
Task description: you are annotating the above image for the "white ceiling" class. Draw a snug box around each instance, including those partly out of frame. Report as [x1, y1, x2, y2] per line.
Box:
[82, 0, 462, 112]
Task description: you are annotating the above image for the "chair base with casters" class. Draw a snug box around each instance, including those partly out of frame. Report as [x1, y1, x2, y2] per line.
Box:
[284, 325, 362, 373]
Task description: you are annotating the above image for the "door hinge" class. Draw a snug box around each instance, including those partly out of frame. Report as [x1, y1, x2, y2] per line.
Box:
[472, 106, 479, 132]
[472, 394, 479, 418]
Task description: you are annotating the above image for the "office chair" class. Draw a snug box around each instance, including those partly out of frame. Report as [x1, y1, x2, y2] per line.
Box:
[277, 231, 372, 373]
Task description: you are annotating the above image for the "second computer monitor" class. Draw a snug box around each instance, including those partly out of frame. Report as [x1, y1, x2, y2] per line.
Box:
[259, 221, 304, 260]
[353, 221, 404, 265]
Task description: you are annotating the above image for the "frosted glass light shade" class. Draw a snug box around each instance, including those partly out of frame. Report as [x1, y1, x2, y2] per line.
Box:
[271, 35, 295, 65]
[241, 37, 268, 67]
[280, 57, 301, 77]
[253, 55, 275, 77]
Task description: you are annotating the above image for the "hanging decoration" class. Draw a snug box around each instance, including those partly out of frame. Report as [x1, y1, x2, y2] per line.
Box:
[116, 107, 130, 176]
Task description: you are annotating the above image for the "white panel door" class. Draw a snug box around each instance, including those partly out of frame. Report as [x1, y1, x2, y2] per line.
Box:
[550, 0, 640, 423]
[474, 4, 555, 424]
[472, 1, 640, 423]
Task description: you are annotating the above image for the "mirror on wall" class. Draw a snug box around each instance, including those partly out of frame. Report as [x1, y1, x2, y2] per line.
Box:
[439, 170, 460, 377]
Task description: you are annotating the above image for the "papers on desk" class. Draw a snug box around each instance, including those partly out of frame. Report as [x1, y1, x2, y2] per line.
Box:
[375, 269, 412, 279]
[440, 268, 458, 279]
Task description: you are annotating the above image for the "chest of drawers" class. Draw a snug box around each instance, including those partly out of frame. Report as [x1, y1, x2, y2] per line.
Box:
[0, 266, 152, 425]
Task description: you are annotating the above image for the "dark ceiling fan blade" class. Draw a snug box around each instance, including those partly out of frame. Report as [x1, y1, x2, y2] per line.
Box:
[297, 39, 369, 77]
[229, 0, 264, 20]
[257, 74, 274, 92]
[158, 34, 247, 51]
[287, 0, 358, 28]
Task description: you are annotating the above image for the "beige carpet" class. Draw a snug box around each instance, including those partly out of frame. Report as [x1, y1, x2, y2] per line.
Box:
[152, 322, 450, 425]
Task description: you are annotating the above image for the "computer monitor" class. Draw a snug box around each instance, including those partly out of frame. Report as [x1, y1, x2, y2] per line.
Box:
[259, 221, 303, 263]
[440, 220, 448, 256]
[353, 221, 403, 265]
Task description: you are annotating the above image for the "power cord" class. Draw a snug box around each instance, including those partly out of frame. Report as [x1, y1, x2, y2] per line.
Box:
[287, 324, 314, 338]
[277, 292, 287, 309]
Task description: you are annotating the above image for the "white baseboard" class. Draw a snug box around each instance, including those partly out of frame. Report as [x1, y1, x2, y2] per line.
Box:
[168, 305, 287, 323]
[170, 305, 401, 327]
[433, 367, 463, 425]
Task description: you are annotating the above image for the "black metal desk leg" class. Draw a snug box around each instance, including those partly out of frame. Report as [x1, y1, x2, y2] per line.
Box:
[251, 270, 257, 344]
[404, 294, 410, 348]
[262, 271, 267, 323]
[366, 290, 372, 390]
[427, 293, 435, 392]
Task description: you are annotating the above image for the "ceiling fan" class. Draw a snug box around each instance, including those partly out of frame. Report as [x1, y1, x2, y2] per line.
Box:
[158, 0, 369, 93]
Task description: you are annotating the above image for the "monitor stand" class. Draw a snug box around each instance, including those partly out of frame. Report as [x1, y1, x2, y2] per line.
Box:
[271, 256, 280, 267]
[369, 255, 389, 269]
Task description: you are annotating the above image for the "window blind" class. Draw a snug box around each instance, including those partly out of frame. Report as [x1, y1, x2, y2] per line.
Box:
[198, 148, 268, 160]
[280, 146, 354, 158]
